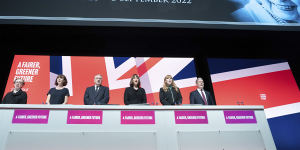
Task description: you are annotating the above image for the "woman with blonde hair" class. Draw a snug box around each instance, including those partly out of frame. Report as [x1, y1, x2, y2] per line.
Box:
[159, 75, 182, 105]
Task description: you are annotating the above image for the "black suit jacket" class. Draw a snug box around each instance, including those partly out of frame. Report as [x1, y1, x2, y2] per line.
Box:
[84, 85, 109, 105]
[159, 87, 182, 105]
[1, 90, 27, 104]
[190, 89, 214, 105]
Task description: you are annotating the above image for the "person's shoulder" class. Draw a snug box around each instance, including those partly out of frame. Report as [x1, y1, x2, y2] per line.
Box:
[102, 85, 109, 89]
[64, 88, 69, 91]
[191, 89, 198, 93]
[159, 87, 165, 92]
[21, 90, 27, 95]
[125, 87, 132, 91]
[5, 91, 13, 96]
[49, 88, 56, 91]
[8, 91, 13, 94]
[86, 86, 94, 90]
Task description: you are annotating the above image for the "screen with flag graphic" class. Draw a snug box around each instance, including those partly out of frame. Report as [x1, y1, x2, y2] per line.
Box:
[3, 55, 197, 105]
[207, 58, 300, 150]
[1, 0, 300, 30]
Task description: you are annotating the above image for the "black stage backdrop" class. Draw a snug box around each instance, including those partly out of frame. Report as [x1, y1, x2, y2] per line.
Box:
[0, 25, 299, 99]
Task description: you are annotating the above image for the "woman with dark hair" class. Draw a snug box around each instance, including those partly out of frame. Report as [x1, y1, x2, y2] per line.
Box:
[1, 78, 27, 104]
[124, 74, 147, 105]
[46, 74, 69, 104]
[159, 75, 182, 105]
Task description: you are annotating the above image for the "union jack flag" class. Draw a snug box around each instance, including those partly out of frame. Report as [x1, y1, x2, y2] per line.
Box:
[5, 55, 197, 105]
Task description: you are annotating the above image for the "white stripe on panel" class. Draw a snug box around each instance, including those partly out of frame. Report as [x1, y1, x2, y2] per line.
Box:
[62, 56, 73, 96]
[211, 62, 290, 83]
[265, 102, 300, 119]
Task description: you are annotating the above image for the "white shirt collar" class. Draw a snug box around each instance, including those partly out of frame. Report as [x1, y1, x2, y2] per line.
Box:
[13, 89, 20, 93]
[95, 85, 101, 89]
[197, 88, 204, 92]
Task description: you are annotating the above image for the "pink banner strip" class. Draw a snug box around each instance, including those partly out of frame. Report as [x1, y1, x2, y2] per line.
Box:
[67, 110, 103, 124]
[224, 110, 257, 124]
[175, 110, 208, 124]
[12, 109, 49, 124]
[121, 110, 155, 124]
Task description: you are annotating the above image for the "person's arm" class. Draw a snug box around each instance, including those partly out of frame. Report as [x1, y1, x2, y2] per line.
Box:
[142, 88, 147, 104]
[190, 91, 195, 104]
[208, 92, 215, 105]
[176, 88, 182, 105]
[62, 88, 70, 104]
[84, 87, 91, 105]
[46, 95, 51, 105]
[159, 88, 170, 105]
[1, 94, 8, 104]
[46, 89, 52, 105]
[100, 87, 109, 104]
[124, 88, 129, 105]
[63, 96, 68, 104]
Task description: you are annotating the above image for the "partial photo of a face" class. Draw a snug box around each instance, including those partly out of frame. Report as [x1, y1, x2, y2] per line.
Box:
[197, 78, 204, 89]
[270, 0, 299, 20]
[57, 77, 64, 85]
[14, 79, 24, 89]
[232, 0, 300, 23]
[133, 76, 139, 85]
[261, 0, 300, 20]
[166, 77, 173, 85]
[94, 75, 102, 85]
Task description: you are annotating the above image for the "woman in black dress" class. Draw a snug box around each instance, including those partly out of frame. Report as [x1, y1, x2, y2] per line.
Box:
[2, 78, 27, 104]
[124, 74, 147, 105]
[46, 74, 70, 104]
[159, 75, 182, 105]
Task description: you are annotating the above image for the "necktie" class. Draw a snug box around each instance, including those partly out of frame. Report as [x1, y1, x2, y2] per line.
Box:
[201, 90, 208, 105]
[96, 86, 99, 92]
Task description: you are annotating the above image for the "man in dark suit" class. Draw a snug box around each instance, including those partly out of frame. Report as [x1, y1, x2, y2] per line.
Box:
[84, 74, 109, 105]
[190, 77, 214, 105]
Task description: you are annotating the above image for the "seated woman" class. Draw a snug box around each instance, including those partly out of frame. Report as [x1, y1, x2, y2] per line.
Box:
[124, 74, 147, 105]
[2, 78, 27, 104]
[46, 74, 69, 104]
[159, 75, 182, 105]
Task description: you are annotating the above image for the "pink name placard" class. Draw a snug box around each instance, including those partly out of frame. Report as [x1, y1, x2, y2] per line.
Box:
[224, 110, 257, 124]
[12, 109, 49, 124]
[175, 110, 208, 124]
[121, 111, 155, 124]
[67, 110, 103, 124]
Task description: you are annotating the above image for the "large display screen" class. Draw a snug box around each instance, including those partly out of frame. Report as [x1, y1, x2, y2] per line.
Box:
[3, 55, 197, 105]
[1, 0, 300, 30]
[207, 58, 300, 149]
